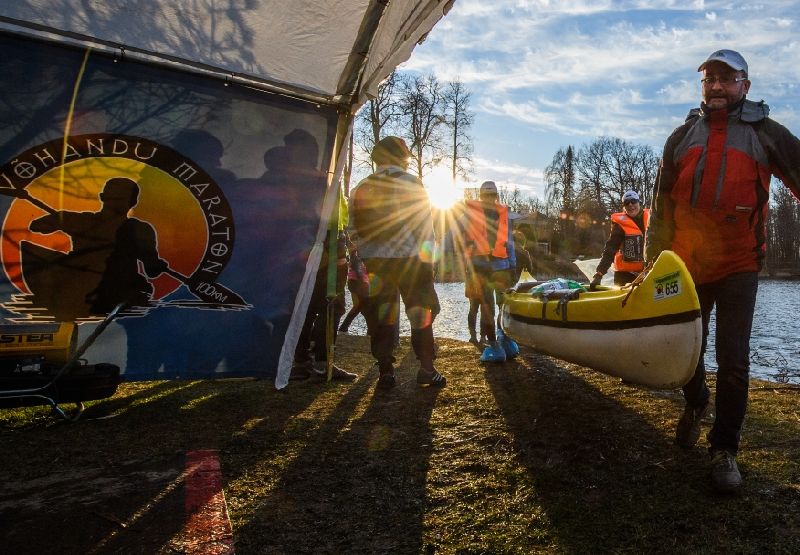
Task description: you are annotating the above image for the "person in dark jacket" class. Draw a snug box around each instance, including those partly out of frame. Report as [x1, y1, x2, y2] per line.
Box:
[290, 230, 357, 381]
[590, 190, 650, 288]
[646, 49, 800, 492]
[349, 136, 445, 389]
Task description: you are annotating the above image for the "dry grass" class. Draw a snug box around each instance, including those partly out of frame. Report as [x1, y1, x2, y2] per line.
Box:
[1, 335, 799, 554]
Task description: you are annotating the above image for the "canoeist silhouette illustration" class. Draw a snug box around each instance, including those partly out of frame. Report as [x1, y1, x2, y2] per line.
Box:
[21, 177, 169, 319]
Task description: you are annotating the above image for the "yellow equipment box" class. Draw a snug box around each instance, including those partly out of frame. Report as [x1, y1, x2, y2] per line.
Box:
[0, 323, 77, 367]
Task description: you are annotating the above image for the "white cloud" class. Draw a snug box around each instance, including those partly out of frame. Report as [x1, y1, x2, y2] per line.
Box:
[407, 0, 800, 169]
[657, 80, 700, 105]
[472, 156, 545, 198]
[481, 89, 679, 145]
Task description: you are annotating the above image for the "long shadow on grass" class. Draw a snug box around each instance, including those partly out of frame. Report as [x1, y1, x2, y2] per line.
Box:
[0, 376, 324, 554]
[230, 343, 442, 554]
[484, 349, 792, 554]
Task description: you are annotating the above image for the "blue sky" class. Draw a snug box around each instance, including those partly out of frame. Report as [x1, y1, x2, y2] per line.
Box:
[403, 0, 800, 200]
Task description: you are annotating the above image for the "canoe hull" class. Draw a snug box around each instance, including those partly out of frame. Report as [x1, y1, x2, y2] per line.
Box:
[501, 250, 701, 389]
[503, 314, 701, 389]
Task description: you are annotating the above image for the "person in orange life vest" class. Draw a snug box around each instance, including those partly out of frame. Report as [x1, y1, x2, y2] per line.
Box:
[462, 181, 517, 362]
[467, 230, 532, 346]
[461, 209, 486, 346]
[646, 49, 800, 492]
[590, 190, 651, 288]
[463, 263, 485, 346]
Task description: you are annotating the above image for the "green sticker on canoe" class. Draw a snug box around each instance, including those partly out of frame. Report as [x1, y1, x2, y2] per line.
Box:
[653, 270, 681, 301]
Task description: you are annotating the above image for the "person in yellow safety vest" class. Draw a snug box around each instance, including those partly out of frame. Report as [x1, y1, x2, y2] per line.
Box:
[590, 190, 651, 288]
[462, 181, 518, 363]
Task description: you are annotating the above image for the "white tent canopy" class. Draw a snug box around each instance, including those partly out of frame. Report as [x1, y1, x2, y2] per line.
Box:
[0, 0, 454, 108]
[0, 0, 455, 388]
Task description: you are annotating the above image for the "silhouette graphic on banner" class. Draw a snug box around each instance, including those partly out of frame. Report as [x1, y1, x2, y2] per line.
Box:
[23, 177, 168, 319]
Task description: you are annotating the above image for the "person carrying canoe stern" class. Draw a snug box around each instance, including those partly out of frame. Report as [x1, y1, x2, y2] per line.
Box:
[645, 49, 800, 493]
[590, 190, 650, 288]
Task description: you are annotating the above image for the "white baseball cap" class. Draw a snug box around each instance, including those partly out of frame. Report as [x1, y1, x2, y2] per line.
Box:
[698, 49, 748, 76]
[479, 181, 498, 196]
[622, 190, 640, 203]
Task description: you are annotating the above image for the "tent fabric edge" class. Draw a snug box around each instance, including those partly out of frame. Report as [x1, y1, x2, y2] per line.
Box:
[0, 17, 345, 108]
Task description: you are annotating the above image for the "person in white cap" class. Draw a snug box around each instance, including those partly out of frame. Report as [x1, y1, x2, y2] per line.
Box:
[590, 189, 650, 288]
[461, 181, 518, 363]
[646, 49, 800, 492]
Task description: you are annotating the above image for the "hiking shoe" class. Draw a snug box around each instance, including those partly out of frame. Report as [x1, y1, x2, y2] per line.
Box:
[480, 341, 507, 363]
[417, 368, 447, 388]
[311, 362, 357, 381]
[710, 449, 742, 492]
[330, 365, 357, 381]
[675, 402, 710, 448]
[376, 366, 396, 390]
[289, 361, 311, 380]
[377, 373, 395, 389]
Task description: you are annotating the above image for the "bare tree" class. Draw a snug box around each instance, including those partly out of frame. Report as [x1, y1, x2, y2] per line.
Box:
[396, 73, 446, 178]
[577, 138, 608, 217]
[498, 186, 524, 212]
[352, 71, 401, 172]
[767, 181, 800, 272]
[441, 79, 474, 183]
[520, 194, 547, 216]
[544, 146, 576, 218]
[577, 137, 658, 218]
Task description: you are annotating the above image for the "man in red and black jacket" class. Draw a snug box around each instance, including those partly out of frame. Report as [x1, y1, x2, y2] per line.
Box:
[646, 49, 800, 492]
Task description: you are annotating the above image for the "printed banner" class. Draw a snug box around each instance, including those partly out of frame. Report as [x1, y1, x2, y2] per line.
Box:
[0, 32, 337, 380]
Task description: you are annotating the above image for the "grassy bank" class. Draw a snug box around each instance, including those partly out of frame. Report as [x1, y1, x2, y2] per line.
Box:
[1, 336, 798, 553]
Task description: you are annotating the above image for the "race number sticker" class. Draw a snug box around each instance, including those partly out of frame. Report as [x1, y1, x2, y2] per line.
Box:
[653, 271, 681, 301]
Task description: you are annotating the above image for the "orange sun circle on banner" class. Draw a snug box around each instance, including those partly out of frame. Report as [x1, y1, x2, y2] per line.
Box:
[1, 157, 208, 299]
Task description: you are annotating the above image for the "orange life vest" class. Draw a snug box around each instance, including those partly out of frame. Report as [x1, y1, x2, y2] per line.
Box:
[612, 208, 650, 273]
[464, 200, 509, 259]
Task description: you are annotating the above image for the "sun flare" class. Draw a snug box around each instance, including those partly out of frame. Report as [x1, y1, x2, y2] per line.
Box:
[424, 165, 464, 209]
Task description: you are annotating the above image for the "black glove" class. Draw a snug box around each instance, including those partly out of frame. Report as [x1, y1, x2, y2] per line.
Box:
[589, 272, 603, 290]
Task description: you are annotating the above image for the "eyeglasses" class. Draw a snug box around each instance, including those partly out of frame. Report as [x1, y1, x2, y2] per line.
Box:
[701, 75, 747, 86]
[623, 200, 639, 206]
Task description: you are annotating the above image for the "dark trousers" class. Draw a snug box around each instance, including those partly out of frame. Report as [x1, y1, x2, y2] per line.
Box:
[363, 257, 439, 371]
[467, 299, 482, 337]
[295, 265, 345, 363]
[474, 268, 511, 342]
[682, 271, 759, 455]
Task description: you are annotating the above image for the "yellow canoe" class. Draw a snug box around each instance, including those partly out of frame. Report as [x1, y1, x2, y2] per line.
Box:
[501, 250, 701, 389]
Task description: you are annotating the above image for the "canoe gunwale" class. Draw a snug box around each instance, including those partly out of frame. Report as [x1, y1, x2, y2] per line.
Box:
[506, 308, 702, 330]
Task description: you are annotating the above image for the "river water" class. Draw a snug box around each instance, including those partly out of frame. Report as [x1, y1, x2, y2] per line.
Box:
[342, 280, 799, 384]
